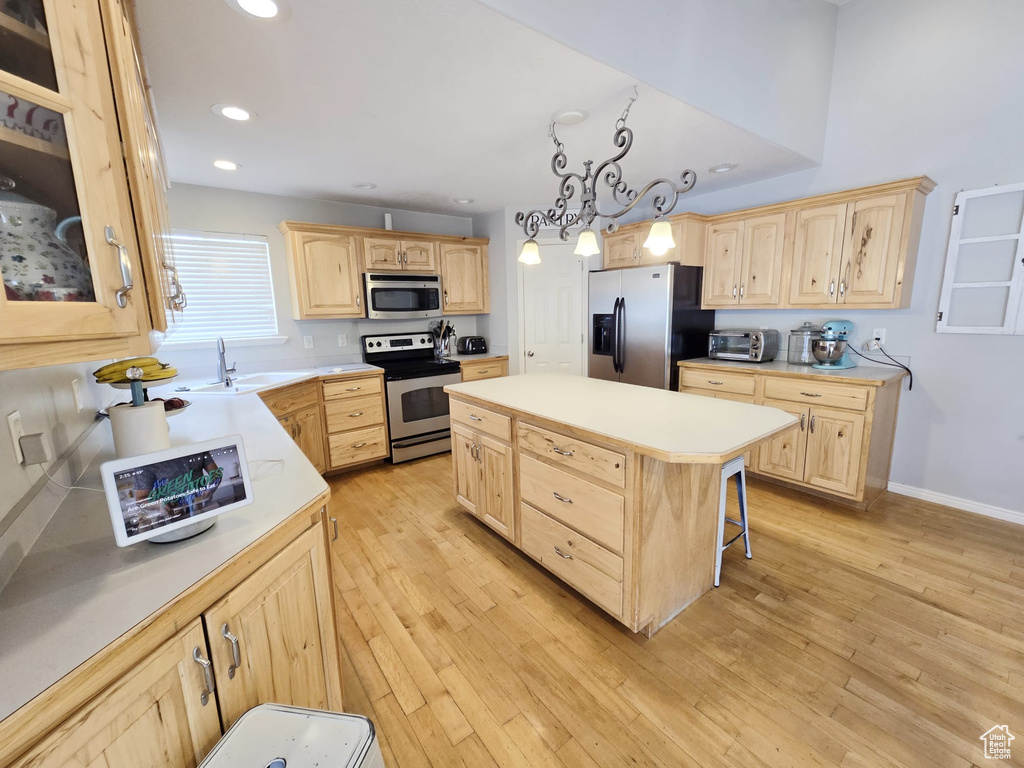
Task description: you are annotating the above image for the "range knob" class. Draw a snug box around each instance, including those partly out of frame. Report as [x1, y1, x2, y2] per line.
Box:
[420, 337, 426, 344]
[376, 341, 383, 347]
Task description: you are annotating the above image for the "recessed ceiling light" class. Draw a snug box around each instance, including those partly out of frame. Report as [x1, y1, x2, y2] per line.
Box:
[553, 108, 588, 126]
[352, 182, 377, 190]
[709, 163, 738, 173]
[223, 0, 291, 21]
[452, 198, 474, 205]
[212, 104, 255, 121]
[214, 159, 240, 171]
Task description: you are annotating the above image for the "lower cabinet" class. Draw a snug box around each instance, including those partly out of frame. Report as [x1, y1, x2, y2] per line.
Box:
[321, 373, 389, 471]
[259, 381, 326, 473]
[755, 399, 808, 482]
[804, 407, 865, 496]
[451, 423, 514, 541]
[459, 356, 509, 382]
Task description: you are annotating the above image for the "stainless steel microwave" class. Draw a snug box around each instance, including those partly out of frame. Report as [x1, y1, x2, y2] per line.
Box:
[364, 273, 443, 319]
[708, 329, 780, 362]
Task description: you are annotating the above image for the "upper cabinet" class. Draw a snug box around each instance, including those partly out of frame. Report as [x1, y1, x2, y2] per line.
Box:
[281, 222, 490, 319]
[702, 221, 744, 306]
[789, 203, 848, 305]
[0, 0, 177, 371]
[601, 214, 708, 270]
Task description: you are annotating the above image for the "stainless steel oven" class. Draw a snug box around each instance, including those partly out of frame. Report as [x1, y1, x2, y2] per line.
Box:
[364, 273, 443, 320]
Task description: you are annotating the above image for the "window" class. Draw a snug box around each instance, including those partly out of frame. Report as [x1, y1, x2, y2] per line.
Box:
[936, 182, 1024, 335]
[162, 229, 282, 346]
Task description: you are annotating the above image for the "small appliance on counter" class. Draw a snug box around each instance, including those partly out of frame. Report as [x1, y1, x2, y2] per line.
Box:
[787, 322, 822, 365]
[812, 319, 857, 369]
[708, 329, 780, 363]
[457, 335, 487, 354]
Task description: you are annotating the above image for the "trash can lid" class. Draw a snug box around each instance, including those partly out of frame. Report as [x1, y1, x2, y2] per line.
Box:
[199, 704, 376, 768]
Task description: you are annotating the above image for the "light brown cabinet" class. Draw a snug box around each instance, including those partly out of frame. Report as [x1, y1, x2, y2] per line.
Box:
[804, 407, 865, 496]
[362, 236, 437, 272]
[702, 213, 787, 308]
[755, 399, 808, 482]
[788, 203, 848, 305]
[603, 229, 643, 268]
[321, 373, 389, 470]
[281, 227, 363, 319]
[601, 214, 709, 270]
[259, 381, 326, 473]
[451, 415, 514, 542]
[702, 221, 744, 306]
[0, 0, 174, 370]
[440, 242, 489, 314]
[459, 356, 508, 381]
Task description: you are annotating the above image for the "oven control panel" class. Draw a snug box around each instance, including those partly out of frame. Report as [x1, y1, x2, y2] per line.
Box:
[363, 333, 434, 353]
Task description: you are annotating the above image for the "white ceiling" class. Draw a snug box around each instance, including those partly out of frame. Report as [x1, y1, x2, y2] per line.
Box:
[134, 0, 816, 217]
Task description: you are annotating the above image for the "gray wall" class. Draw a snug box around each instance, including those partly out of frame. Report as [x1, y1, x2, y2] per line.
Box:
[158, 184, 482, 378]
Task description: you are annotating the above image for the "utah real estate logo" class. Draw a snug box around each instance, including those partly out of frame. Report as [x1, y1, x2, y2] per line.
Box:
[980, 725, 1014, 760]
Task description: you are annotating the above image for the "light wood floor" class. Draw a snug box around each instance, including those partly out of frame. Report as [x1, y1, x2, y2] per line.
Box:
[327, 455, 1024, 768]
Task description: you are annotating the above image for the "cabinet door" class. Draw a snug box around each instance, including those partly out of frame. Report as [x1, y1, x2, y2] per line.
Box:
[0, 0, 145, 344]
[293, 234, 363, 318]
[294, 404, 326, 474]
[362, 236, 402, 271]
[12, 620, 221, 768]
[440, 243, 489, 314]
[839, 193, 907, 306]
[401, 239, 437, 272]
[203, 525, 342, 730]
[804, 407, 865, 497]
[789, 203, 846, 306]
[452, 424, 480, 515]
[603, 231, 639, 269]
[702, 222, 743, 306]
[755, 400, 809, 482]
[739, 213, 786, 305]
[478, 433, 514, 542]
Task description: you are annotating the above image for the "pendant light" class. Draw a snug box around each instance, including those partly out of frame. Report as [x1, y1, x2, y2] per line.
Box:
[518, 239, 541, 265]
[573, 228, 600, 257]
[642, 220, 676, 256]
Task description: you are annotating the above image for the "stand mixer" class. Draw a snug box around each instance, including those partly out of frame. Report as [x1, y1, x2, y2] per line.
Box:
[811, 320, 857, 369]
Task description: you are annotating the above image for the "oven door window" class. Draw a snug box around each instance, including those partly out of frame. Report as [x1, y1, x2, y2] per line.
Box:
[370, 287, 438, 313]
[400, 385, 450, 424]
[710, 334, 751, 358]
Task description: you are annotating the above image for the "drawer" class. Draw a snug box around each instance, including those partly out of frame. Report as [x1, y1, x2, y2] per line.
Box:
[323, 375, 382, 401]
[259, 380, 317, 418]
[450, 399, 511, 442]
[519, 422, 625, 488]
[713, 391, 755, 405]
[679, 369, 756, 396]
[329, 425, 388, 468]
[520, 503, 623, 617]
[461, 360, 507, 382]
[519, 454, 624, 553]
[763, 377, 869, 411]
[325, 395, 384, 433]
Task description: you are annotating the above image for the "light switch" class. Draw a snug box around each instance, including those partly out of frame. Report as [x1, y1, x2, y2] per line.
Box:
[303, 335, 314, 350]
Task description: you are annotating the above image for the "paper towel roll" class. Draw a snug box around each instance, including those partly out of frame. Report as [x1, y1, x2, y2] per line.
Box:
[109, 401, 171, 459]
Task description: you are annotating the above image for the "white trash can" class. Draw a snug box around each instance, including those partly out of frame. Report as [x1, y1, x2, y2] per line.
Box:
[198, 703, 385, 768]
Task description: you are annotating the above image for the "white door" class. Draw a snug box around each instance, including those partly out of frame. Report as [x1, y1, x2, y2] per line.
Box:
[521, 242, 585, 375]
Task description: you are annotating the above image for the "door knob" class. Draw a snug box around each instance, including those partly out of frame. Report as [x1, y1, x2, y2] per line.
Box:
[526, 351, 535, 357]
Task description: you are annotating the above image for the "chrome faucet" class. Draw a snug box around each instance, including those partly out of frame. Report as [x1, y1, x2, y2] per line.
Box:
[215, 337, 237, 387]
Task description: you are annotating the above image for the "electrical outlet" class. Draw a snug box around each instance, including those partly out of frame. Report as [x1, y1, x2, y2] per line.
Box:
[337, 334, 348, 347]
[869, 328, 886, 351]
[303, 335, 314, 350]
[71, 378, 84, 411]
[7, 411, 24, 464]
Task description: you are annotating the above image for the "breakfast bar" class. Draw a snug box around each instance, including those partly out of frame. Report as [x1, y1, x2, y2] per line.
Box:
[444, 374, 795, 636]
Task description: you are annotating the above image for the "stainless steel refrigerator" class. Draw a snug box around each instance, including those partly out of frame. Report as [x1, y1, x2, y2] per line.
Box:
[589, 264, 714, 390]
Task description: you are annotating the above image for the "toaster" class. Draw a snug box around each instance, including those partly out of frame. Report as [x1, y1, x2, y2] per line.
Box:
[708, 329, 780, 363]
[456, 336, 487, 355]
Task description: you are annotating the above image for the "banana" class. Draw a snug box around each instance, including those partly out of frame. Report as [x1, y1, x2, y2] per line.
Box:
[92, 357, 158, 378]
[93, 357, 177, 383]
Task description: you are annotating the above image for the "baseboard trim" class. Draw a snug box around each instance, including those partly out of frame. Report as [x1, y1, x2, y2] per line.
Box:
[887, 482, 1024, 526]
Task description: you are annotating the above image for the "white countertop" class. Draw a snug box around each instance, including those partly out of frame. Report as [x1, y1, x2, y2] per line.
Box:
[0, 394, 329, 721]
[680, 357, 905, 385]
[445, 374, 796, 463]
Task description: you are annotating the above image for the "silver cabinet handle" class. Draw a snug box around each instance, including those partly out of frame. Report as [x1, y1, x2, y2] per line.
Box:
[732, 284, 737, 298]
[105, 226, 133, 308]
[330, 516, 339, 541]
[469, 414, 483, 421]
[829, 279, 835, 296]
[345, 386, 362, 392]
[799, 392, 822, 398]
[221, 623, 241, 679]
[553, 546, 573, 560]
[800, 414, 806, 431]
[739, 284, 745, 299]
[809, 415, 816, 433]
[349, 412, 364, 417]
[707, 380, 724, 385]
[353, 442, 367, 448]
[444, 291, 449, 306]
[356, 294, 361, 307]
[192, 647, 215, 705]
[553, 491, 573, 504]
[552, 447, 574, 457]
[166, 263, 187, 310]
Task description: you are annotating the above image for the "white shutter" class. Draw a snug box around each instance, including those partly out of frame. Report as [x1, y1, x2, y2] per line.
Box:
[161, 229, 280, 345]
[936, 182, 1024, 335]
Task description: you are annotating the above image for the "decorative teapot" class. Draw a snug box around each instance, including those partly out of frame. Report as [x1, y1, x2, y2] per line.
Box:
[0, 176, 95, 301]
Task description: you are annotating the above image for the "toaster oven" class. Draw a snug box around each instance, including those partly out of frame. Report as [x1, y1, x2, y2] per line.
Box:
[708, 329, 780, 363]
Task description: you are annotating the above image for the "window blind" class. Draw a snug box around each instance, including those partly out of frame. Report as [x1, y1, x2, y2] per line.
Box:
[163, 229, 279, 344]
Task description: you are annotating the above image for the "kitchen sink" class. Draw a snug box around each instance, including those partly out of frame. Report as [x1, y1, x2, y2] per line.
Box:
[182, 371, 315, 395]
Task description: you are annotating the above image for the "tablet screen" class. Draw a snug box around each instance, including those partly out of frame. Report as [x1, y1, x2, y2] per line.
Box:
[112, 443, 248, 538]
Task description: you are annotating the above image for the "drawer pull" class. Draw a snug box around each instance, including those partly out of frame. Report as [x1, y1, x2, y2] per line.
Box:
[349, 412, 364, 417]
[799, 391, 822, 398]
[353, 442, 368, 448]
[477, 369, 490, 374]
[331, 516, 339, 541]
[553, 491, 573, 504]
[552, 446, 575, 457]
[809, 415, 816, 433]
[707, 380, 724, 385]
[800, 414, 806, 431]
[469, 414, 483, 421]
[192, 647, 215, 706]
[221, 623, 241, 679]
[553, 545, 573, 560]
[345, 386, 362, 392]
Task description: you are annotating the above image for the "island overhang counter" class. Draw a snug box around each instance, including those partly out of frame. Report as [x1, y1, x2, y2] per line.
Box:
[444, 374, 796, 637]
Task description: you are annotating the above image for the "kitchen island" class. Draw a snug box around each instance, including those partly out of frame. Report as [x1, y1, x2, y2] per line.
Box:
[444, 374, 795, 636]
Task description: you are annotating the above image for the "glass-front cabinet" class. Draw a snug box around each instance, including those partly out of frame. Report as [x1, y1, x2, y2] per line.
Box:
[0, 0, 175, 368]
